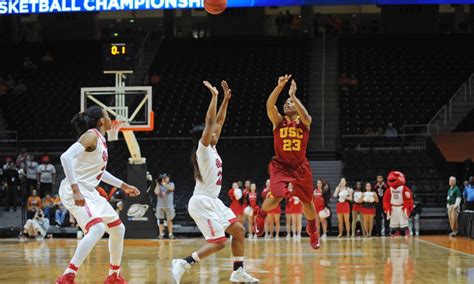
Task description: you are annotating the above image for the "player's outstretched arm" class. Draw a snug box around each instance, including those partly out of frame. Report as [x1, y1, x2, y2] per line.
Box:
[213, 80, 232, 144]
[267, 75, 291, 128]
[201, 81, 219, 146]
[102, 171, 140, 197]
[289, 79, 312, 127]
[60, 131, 97, 207]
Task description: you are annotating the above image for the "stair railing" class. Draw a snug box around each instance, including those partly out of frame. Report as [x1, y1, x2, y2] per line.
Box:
[428, 73, 474, 129]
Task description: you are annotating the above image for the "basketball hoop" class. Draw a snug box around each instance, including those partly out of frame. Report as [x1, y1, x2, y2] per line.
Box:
[107, 120, 124, 142]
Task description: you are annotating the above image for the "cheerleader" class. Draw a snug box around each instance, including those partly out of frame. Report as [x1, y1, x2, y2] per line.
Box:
[362, 182, 379, 237]
[228, 182, 246, 223]
[285, 183, 303, 240]
[262, 179, 281, 239]
[313, 179, 330, 239]
[352, 182, 365, 237]
[333, 178, 352, 238]
[245, 183, 259, 239]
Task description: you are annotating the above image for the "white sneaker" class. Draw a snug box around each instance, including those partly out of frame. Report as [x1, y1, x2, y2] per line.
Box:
[171, 259, 190, 284]
[321, 234, 327, 240]
[230, 267, 259, 283]
[248, 234, 253, 240]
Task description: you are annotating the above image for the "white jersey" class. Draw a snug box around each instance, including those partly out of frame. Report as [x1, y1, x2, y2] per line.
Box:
[193, 141, 222, 199]
[62, 129, 108, 191]
[390, 186, 404, 206]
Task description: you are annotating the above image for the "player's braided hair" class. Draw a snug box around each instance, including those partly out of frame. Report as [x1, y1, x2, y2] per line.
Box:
[71, 106, 103, 137]
[191, 124, 205, 182]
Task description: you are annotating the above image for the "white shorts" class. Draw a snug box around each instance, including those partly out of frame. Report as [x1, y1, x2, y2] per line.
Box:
[390, 206, 409, 229]
[188, 194, 237, 243]
[59, 180, 121, 233]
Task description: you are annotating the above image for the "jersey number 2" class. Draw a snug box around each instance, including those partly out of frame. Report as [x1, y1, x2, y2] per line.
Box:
[216, 171, 222, 186]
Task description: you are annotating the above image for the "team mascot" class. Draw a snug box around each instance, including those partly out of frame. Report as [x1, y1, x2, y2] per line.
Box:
[383, 171, 414, 237]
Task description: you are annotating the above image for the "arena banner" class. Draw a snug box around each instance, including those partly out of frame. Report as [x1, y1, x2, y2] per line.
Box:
[433, 131, 474, 163]
[2, 0, 472, 15]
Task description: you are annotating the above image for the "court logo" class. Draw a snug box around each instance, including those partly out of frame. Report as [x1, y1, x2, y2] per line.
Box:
[127, 204, 149, 221]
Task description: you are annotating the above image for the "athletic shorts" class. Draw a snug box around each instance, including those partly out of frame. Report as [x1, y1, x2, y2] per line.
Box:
[156, 207, 175, 221]
[268, 159, 314, 204]
[188, 194, 238, 243]
[390, 206, 409, 229]
[59, 180, 121, 233]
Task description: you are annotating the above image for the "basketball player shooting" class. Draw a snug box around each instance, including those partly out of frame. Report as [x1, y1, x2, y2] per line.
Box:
[55, 106, 140, 284]
[171, 81, 259, 283]
[254, 75, 320, 250]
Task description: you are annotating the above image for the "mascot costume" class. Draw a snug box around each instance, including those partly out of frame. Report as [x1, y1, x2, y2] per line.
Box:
[383, 171, 414, 237]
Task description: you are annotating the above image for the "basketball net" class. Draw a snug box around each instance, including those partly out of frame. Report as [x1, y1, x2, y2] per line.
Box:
[107, 120, 124, 142]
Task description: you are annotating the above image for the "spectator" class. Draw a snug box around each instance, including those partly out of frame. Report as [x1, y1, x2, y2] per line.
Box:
[0, 79, 9, 96]
[27, 189, 42, 219]
[463, 176, 474, 210]
[348, 73, 359, 88]
[384, 123, 398, 139]
[276, 12, 285, 36]
[13, 80, 27, 94]
[351, 181, 365, 237]
[149, 72, 161, 85]
[23, 57, 37, 70]
[313, 13, 321, 36]
[409, 187, 422, 236]
[42, 193, 54, 219]
[351, 14, 360, 34]
[21, 209, 49, 240]
[25, 154, 38, 194]
[339, 72, 350, 92]
[285, 10, 293, 34]
[16, 148, 28, 169]
[334, 178, 352, 238]
[41, 51, 54, 64]
[6, 74, 15, 89]
[362, 183, 378, 237]
[54, 199, 68, 227]
[374, 175, 389, 236]
[285, 183, 303, 240]
[313, 179, 330, 239]
[154, 173, 175, 239]
[3, 161, 19, 212]
[37, 155, 56, 197]
[447, 177, 461, 236]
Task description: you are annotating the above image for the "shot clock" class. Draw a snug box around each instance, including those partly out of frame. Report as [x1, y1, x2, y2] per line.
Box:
[103, 42, 136, 71]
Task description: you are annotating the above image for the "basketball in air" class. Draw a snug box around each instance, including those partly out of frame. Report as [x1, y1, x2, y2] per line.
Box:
[204, 0, 227, 15]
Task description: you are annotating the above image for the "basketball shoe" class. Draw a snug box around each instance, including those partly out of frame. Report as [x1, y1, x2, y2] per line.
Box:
[104, 273, 127, 284]
[55, 273, 76, 284]
[230, 267, 259, 283]
[171, 259, 190, 284]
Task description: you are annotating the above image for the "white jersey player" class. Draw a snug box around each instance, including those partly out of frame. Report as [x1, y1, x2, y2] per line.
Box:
[171, 81, 258, 284]
[56, 106, 140, 284]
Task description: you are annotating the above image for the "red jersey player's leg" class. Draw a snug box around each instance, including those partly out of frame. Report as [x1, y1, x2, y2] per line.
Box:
[292, 161, 320, 249]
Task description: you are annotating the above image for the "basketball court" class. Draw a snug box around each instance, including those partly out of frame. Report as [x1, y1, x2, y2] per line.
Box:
[0, 236, 472, 283]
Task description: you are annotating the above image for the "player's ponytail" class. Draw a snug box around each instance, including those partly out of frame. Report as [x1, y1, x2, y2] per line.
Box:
[191, 124, 205, 182]
[71, 106, 104, 137]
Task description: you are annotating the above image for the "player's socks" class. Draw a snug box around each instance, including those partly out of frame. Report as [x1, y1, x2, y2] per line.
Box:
[306, 219, 317, 234]
[184, 252, 200, 265]
[233, 257, 244, 271]
[109, 264, 121, 276]
[257, 209, 268, 219]
[64, 263, 79, 275]
[106, 223, 125, 276]
[306, 219, 320, 249]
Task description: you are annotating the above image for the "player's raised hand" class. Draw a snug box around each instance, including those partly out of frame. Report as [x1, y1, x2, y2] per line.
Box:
[277, 74, 292, 87]
[123, 184, 141, 197]
[289, 79, 297, 98]
[203, 81, 219, 97]
[221, 80, 232, 100]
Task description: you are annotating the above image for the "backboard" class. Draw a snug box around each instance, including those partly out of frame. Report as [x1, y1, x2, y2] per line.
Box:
[80, 86, 153, 132]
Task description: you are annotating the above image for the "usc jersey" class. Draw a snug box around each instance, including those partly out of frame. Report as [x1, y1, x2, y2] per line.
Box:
[273, 117, 309, 166]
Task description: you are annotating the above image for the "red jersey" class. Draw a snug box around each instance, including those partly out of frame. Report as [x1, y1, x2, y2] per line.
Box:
[273, 117, 309, 167]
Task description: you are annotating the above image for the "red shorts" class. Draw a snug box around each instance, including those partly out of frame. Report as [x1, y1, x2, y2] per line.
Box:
[336, 202, 350, 214]
[352, 203, 363, 213]
[286, 203, 303, 214]
[313, 198, 325, 213]
[269, 159, 314, 204]
[362, 207, 376, 215]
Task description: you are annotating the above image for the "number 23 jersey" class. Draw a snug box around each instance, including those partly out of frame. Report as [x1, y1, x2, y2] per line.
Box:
[273, 117, 310, 166]
[194, 141, 223, 199]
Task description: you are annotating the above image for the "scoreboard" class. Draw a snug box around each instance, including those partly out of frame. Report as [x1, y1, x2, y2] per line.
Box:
[103, 42, 136, 71]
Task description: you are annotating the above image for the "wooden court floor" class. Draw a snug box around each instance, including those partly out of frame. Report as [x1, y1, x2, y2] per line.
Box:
[0, 236, 472, 283]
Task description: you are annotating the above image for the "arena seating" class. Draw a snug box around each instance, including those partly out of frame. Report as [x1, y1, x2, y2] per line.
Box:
[145, 36, 311, 138]
[339, 35, 474, 135]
